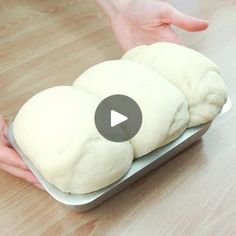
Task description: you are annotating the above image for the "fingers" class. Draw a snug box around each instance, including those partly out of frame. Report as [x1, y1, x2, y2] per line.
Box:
[163, 4, 209, 32]
[0, 146, 28, 170]
[0, 114, 29, 170]
[0, 162, 40, 185]
[0, 115, 43, 189]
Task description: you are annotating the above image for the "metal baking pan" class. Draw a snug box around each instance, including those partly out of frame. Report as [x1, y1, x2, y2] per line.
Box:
[8, 97, 232, 212]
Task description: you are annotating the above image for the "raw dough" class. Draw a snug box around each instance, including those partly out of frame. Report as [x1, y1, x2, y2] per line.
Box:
[122, 42, 228, 127]
[73, 60, 189, 158]
[13, 86, 133, 194]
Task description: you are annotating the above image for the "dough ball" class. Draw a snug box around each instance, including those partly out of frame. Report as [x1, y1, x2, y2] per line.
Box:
[122, 42, 228, 127]
[73, 60, 189, 158]
[13, 86, 133, 194]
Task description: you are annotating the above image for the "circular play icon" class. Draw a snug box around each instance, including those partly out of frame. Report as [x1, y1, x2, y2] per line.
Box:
[94, 95, 142, 142]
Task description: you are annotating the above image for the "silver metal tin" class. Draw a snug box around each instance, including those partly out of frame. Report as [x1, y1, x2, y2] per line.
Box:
[8, 98, 232, 212]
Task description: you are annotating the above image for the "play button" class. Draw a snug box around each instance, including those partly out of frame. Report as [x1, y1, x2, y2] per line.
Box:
[94, 95, 142, 142]
[110, 110, 128, 127]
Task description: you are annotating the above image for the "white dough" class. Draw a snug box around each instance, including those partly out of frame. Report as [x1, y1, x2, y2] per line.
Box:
[73, 60, 189, 158]
[122, 42, 228, 127]
[13, 86, 133, 194]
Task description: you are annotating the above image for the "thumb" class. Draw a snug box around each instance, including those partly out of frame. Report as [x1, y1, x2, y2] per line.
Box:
[164, 5, 209, 32]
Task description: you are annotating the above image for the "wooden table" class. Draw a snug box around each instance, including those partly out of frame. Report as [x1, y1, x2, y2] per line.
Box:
[0, 0, 236, 235]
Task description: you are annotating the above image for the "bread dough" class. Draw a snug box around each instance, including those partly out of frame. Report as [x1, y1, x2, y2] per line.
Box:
[13, 86, 133, 194]
[73, 60, 189, 158]
[122, 42, 228, 127]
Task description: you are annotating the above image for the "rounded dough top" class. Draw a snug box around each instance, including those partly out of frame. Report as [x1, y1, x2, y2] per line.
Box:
[13, 86, 133, 194]
[73, 60, 189, 158]
[122, 42, 228, 127]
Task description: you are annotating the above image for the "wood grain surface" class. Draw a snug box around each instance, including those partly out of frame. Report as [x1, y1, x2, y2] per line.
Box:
[0, 0, 236, 235]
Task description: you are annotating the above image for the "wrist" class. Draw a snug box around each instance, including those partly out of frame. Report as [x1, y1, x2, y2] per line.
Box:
[96, 0, 133, 18]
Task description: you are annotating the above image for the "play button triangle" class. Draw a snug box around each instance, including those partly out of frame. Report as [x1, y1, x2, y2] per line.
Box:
[110, 110, 128, 127]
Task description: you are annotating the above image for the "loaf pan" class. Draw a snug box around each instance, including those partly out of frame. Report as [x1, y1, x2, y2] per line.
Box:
[7, 97, 232, 212]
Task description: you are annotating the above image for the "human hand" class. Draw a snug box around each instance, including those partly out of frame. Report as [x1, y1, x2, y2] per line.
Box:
[0, 115, 43, 189]
[97, 0, 209, 51]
